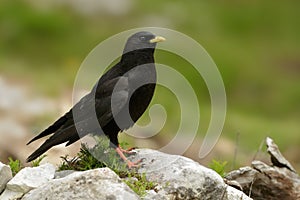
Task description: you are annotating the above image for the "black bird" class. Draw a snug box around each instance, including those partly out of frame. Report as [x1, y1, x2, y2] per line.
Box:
[26, 31, 165, 167]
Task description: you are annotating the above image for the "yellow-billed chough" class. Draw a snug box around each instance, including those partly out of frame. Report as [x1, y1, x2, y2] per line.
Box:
[26, 31, 165, 168]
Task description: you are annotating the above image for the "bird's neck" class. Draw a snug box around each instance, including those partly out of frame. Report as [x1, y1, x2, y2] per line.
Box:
[120, 49, 155, 69]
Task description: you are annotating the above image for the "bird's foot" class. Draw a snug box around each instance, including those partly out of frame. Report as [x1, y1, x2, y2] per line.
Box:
[118, 145, 137, 154]
[116, 146, 142, 168]
[126, 159, 143, 168]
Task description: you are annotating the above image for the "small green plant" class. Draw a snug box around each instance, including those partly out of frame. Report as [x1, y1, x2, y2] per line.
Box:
[8, 157, 22, 176]
[58, 136, 127, 173]
[209, 159, 228, 178]
[58, 144, 106, 171]
[31, 155, 47, 167]
[58, 136, 156, 197]
[123, 173, 156, 197]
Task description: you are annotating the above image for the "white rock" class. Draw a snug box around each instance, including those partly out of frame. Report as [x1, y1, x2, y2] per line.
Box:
[0, 189, 23, 200]
[0, 149, 253, 199]
[54, 170, 75, 179]
[143, 189, 168, 200]
[227, 185, 252, 200]
[22, 167, 140, 200]
[0, 162, 12, 193]
[6, 163, 56, 193]
[0, 163, 56, 200]
[129, 149, 252, 200]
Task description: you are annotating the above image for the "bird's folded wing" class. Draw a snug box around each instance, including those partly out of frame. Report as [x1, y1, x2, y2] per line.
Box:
[71, 76, 129, 128]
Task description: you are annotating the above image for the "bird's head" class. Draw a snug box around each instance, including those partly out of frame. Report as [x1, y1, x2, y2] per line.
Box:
[123, 31, 165, 54]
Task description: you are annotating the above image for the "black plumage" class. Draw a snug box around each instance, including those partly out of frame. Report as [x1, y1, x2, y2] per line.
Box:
[26, 31, 165, 167]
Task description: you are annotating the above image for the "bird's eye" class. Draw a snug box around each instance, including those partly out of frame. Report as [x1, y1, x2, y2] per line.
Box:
[139, 36, 147, 41]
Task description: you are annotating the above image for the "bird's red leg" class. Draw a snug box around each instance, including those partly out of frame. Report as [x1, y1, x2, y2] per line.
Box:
[115, 146, 142, 168]
[117, 144, 136, 154]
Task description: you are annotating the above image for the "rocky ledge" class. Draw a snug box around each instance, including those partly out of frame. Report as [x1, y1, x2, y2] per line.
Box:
[0, 149, 251, 200]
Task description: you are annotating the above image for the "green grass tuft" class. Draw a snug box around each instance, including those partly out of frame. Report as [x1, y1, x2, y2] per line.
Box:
[58, 136, 127, 172]
[209, 159, 228, 178]
[123, 173, 156, 197]
[31, 155, 47, 167]
[8, 157, 22, 176]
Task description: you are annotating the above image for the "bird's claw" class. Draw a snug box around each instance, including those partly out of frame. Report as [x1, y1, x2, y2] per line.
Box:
[119, 146, 137, 154]
[126, 159, 143, 168]
[126, 147, 137, 151]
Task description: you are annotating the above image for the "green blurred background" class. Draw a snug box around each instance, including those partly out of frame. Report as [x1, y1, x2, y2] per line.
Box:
[0, 0, 299, 171]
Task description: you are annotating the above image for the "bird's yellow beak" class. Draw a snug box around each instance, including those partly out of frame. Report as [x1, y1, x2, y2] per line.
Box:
[149, 36, 166, 43]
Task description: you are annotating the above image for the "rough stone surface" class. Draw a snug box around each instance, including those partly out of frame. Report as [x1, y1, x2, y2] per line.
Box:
[226, 160, 300, 200]
[0, 163, 55, 200]
[143, 189, 168, 200]
[0, 189, 23, 200]
[54, 170, 75, 179]
[226, 185, 250, 200]
[266, 137, 296, 172]
[6, 163, 56, 193]
[0, 162, 12, 193]
[129, 149, 251, 200]
[22, 167, 140, 200]
[1, 149, 254, 200]
[226, 137, 300, 200]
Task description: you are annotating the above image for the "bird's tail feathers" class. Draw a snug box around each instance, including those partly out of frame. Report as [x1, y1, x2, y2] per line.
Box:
[26, 139, 55, 162]
[26, 112, 70, 145]
[26, 125, 77, 162]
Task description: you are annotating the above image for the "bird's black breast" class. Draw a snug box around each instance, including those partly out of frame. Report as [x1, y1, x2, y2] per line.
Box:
[128, 83, 156, 123]
[114, 62, 156, 130]
[128, 63, 156, 121]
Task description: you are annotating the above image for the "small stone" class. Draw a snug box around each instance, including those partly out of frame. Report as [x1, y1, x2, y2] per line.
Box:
[0, 189, 23, 200]
[0, 163, 56, 199]
[6, 163, 56, 193]
[0, 162, 12, 193]
[226, 186, 252, 200]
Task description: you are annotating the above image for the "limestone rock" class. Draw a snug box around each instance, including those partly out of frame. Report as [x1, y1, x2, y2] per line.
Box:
[22, 167, 140, 200]
[266, 137, 296, 172]
[129, 149, 251, 200]
[0, 162, 12, 193]
[1, 149, 255, 199]
[143, 189, 168, 200]
[54, 170, 75, 179]
[6, 163, 55, 193]
[226, 137, 300, 200]
[0, 189, 23, 200]
[0, 163, 55, 200]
